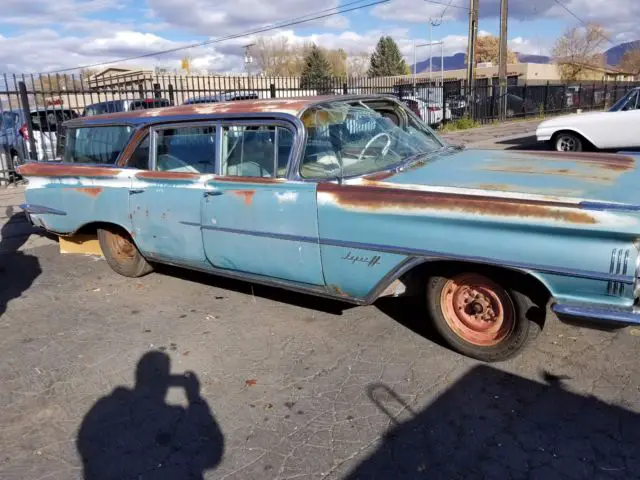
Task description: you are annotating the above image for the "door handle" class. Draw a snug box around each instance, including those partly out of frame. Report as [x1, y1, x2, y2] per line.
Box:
[203, 190, 223, 197]
[129, 189, 145, 195]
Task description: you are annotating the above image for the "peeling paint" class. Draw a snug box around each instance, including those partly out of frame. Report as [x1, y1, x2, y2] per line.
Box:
[275, 191, 298, 203]
[233, 190, 256, 206]
[318, 183, 597, 224]
[66, 187, 104, 197]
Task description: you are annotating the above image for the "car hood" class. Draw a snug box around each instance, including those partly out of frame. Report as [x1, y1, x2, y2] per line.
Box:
[360, 148, 640, 206]
[537, 111, 609, 128]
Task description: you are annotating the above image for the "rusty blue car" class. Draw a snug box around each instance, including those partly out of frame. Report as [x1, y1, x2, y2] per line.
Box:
[17, 95, 640, 361]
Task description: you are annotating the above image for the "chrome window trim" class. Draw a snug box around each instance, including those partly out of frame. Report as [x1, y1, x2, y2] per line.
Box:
[149, 121, 220, 173]
[217, 119, 299, 179]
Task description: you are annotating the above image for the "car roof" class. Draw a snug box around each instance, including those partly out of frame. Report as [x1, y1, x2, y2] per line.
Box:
[64, 94, 398, 127]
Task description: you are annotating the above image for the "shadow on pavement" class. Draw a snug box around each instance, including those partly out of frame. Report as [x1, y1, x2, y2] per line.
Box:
[77, 351, 224, 480]
[154, 263, 355, 316]
[497, 135, 548, 151]
[346, 365, 640, 480]
[0, 205, 42, 318]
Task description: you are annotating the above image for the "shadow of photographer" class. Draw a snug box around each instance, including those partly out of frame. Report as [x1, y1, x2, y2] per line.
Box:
[77, 351, 224, 480]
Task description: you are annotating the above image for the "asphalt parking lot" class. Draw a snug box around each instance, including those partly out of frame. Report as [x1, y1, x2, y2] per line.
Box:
[2, 131, 640, 479]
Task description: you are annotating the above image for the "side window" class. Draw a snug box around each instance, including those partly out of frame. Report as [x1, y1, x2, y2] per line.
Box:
[221, 125, 293, 178]
[63, 126, 134, 164]
[128, 135, 150, 170]
[155, 125, 216, 173]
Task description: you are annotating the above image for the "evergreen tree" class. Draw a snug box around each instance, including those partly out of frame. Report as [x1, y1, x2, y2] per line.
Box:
[300, 44, 333, 93]
[368, 36, 409, 77]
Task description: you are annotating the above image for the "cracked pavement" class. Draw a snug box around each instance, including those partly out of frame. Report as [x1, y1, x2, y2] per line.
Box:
[2, 185, 640, 480]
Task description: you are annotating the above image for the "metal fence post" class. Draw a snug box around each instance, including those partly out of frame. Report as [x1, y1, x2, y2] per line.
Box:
[18, 81, 37, 160]
[343, 82, 348, 95]
[168, 84, 175, 105]
[543, 81, 550, 114]
[522, 81, 528, 119]
[270, 83, 276, 98]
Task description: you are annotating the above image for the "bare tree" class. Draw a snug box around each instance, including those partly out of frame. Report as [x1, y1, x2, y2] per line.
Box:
[347, 52, 370, 77]
[464, 35, 518, 65]
[552, 24, 609, 81]
[620, 49, 640, 77]
[253, 37, 299, 76]
[325, 48, 347, 77]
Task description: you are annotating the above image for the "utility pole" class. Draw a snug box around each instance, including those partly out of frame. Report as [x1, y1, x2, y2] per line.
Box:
[466, 0, 479, 114]
[498, 0, 508, 119]
[243, 43, 255, 91]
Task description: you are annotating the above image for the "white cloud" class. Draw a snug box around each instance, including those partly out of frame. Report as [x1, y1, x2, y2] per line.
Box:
[146, 0, 347, 35]
[373, 0, 640, 40]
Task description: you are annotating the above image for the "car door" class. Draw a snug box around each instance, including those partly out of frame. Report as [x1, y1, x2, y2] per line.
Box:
[128, 123, 215, 270]
[591, 90, 640, 149]
[200, 121, 324, 285]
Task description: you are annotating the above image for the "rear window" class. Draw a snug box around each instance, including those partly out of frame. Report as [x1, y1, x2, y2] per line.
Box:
[129, 99, 170, 110]
[30, 110, 77, 132]
[1, 112, 20, 130]
[63, 125, 134, 164]
[85, 101, 125, 116]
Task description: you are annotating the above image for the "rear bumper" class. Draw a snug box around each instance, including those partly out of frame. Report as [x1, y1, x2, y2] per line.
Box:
[552, 303, 640, 326]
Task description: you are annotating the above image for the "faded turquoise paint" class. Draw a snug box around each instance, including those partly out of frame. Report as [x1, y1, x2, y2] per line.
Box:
[25, 180, 132, 235]
[316, 198, 639, 305]
[320, 245, 407, 298]
[388, 149, 640, 205]
[201, 180, 324, 285]
[129, 177, 208, 269]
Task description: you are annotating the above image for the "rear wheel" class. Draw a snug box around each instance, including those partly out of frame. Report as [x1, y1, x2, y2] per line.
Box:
[426, 272, 540, 362]
[97, 228, 152, 278]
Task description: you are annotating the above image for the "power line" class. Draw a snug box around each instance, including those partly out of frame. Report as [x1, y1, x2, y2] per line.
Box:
[552, 0, 615, 44]
[424, 0, 469, 11]
[36, 0, 390, 75]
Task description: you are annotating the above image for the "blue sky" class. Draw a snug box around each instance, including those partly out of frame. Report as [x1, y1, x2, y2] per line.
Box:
[0, 0, 638, 74]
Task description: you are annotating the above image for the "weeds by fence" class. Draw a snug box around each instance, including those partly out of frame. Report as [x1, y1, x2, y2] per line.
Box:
[1, 71, 639, 184]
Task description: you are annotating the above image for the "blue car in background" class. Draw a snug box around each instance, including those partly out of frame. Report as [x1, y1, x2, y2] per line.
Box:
[16, 94, 640, 362]
[1, 106, 78, 168]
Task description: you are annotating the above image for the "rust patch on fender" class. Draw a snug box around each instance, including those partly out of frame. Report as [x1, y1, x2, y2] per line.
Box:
[135, 171, 201, 181]
[16, 163, 120, 178]
[476, 183, 515, 191]
[328, 284, 349, 297]
[518, 151, 635, 172]
[74, 187, 103, 197]
[233, 190, 256, 205]
[363, 170, 397, 182]
[319, 183, 596, 224]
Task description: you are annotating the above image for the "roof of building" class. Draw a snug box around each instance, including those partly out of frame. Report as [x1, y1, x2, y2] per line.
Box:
[65, 94, 392, 126]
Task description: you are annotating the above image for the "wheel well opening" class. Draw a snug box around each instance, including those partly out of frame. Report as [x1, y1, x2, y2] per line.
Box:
[74, 221, 130, 238]
[551, 129, 592, 149]
[399, 259, 551, 315]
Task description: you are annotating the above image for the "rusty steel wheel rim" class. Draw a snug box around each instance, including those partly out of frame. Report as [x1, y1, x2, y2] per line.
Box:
[440, 273, 515, 347]
[104, 230, 136, 263]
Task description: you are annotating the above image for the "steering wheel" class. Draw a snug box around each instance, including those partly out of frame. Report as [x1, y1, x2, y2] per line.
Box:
[357, 132, 392, 163]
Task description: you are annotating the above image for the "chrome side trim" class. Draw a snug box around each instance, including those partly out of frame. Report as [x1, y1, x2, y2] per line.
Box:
[607, 248, 631, 296]
[181, 222, 634, 285]
[141, 253, 366, 306]
[552, 303, 640, 326]
[19, 203, 67, 216]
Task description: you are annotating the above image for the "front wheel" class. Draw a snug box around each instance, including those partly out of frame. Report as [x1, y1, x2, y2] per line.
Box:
[554, 132, 583, 152]
[426, 272, 541, 362]
[98, 228, 153, 278]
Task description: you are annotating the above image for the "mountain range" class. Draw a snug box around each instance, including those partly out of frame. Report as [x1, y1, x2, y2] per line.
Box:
[411, 40, 640, 73]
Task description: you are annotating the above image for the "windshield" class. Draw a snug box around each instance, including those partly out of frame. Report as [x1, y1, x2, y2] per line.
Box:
[299, 100, 444, 179]
[609, 89, 639, 112]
